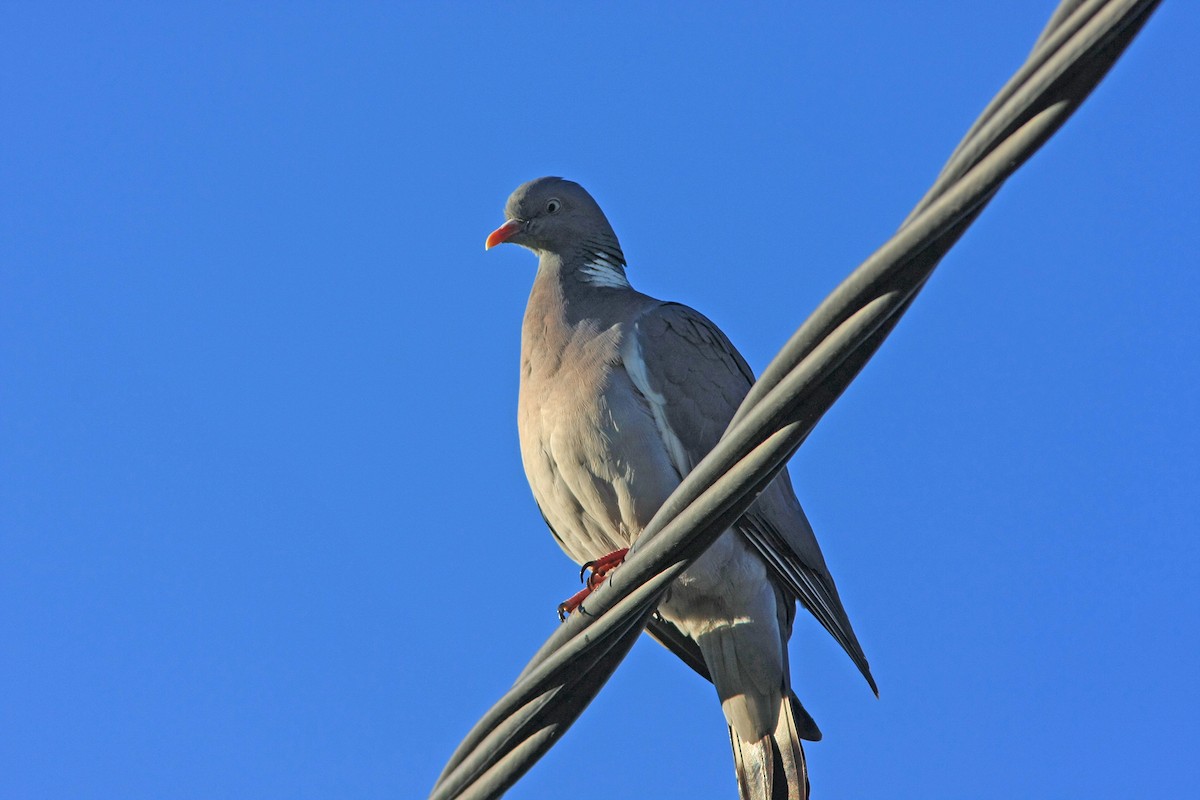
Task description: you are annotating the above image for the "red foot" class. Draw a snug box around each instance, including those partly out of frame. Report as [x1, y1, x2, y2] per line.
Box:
[581, 548, 629, 588]
[557, 586, 593, 621]
[557, 548, 629, 621]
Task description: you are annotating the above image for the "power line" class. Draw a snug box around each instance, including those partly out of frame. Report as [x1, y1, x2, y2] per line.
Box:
[431, 2, 1161, 798]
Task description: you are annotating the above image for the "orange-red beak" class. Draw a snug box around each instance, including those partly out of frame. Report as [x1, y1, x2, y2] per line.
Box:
[485, 219, 523, 250]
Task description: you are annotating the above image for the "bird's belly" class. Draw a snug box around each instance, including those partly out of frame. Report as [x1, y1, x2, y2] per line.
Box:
[519, 372, 679, 565]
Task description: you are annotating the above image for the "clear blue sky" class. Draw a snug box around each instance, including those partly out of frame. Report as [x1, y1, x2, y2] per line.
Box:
[3, 3, 1196, 798]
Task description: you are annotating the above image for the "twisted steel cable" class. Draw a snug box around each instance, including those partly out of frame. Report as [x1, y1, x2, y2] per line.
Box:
[431, 2, 1161, 797]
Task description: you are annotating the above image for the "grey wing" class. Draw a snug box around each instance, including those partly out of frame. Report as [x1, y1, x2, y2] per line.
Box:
[628, 302, 876, 694]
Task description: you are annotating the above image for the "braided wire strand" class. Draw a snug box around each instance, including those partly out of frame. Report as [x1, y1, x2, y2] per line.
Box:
[431, 2, 1161, 797]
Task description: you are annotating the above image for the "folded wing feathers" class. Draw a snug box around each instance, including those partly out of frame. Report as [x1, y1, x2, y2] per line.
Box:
[631, 303, 876, 694]
[738, 514, 877, 695]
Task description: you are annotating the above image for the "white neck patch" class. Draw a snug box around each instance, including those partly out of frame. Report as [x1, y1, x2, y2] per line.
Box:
[579, 250, 630, 289]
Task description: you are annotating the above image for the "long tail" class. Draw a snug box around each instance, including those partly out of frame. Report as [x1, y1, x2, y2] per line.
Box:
[729, 694, 809, 800]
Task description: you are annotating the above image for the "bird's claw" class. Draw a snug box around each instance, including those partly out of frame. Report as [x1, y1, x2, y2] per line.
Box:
[559, 548, 629, 621]
[580, 548, 629, 588]
[557, 586, 592, 621]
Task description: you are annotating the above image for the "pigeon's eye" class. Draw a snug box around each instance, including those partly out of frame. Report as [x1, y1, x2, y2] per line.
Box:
[545, 199, 561, 214]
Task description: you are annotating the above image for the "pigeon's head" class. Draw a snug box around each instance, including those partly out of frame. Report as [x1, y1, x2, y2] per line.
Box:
[485, 177, 625, 268]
